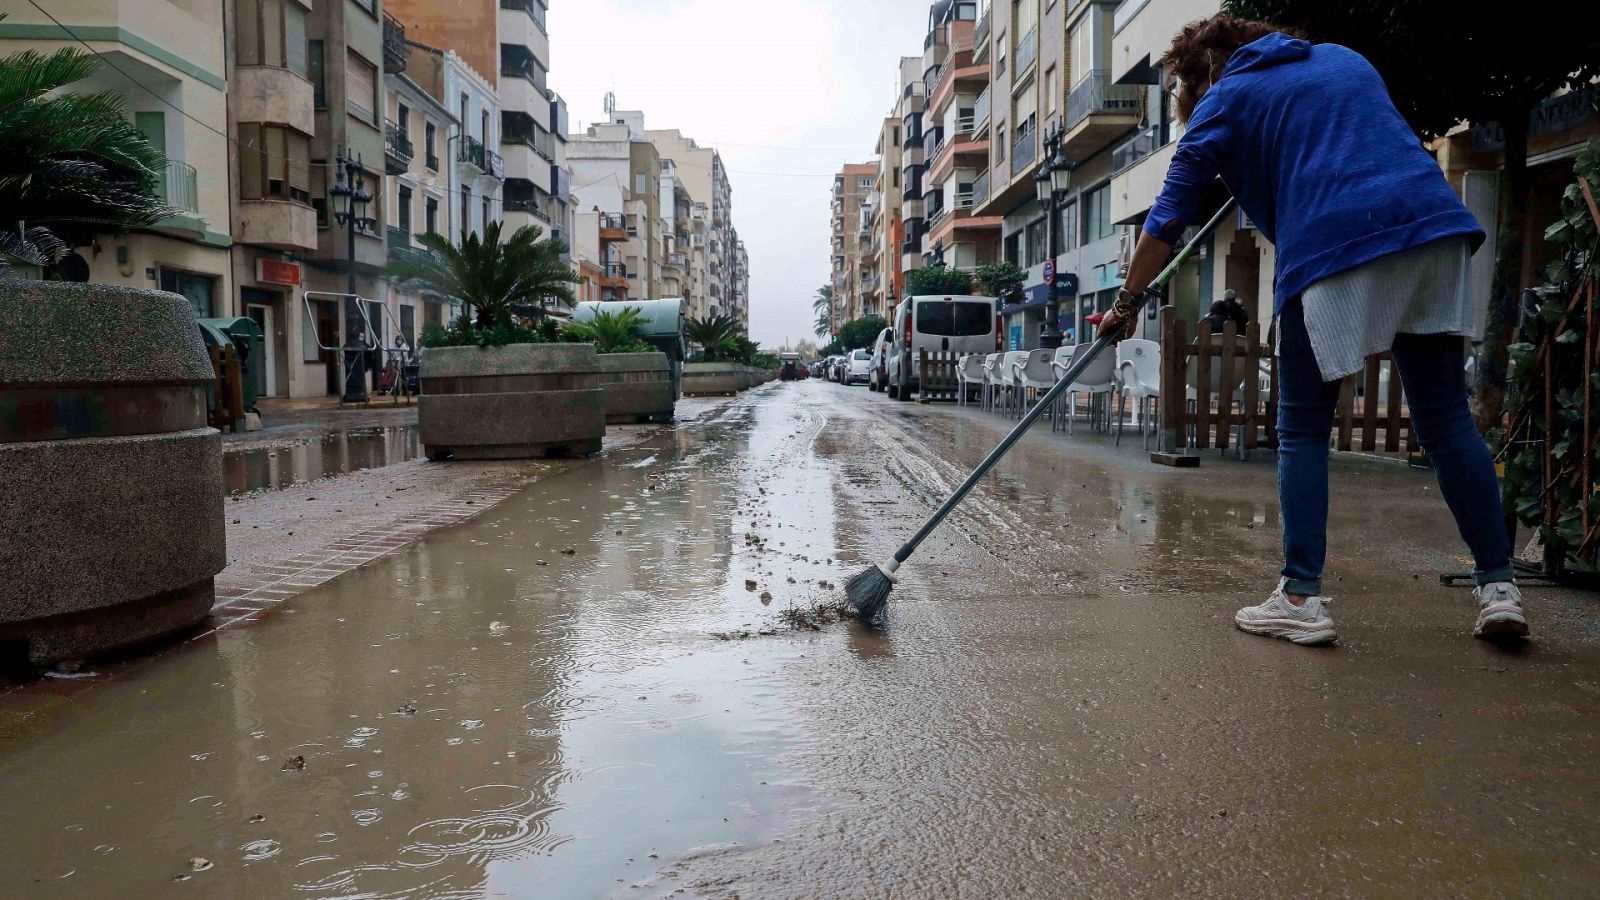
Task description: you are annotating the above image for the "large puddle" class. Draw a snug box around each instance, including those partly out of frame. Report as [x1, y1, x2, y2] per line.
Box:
[222, 426, 422, 495]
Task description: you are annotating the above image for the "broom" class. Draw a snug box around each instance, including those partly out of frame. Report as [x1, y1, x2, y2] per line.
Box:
[846, 200, 1237, 623]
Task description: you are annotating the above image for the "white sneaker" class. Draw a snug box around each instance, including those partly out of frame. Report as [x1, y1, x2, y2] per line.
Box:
[1235, 581, 1338, 646]
[1473, 582, 1530, 640]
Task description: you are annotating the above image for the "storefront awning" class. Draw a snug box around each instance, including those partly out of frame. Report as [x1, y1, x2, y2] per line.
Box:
[1000, 274, 1078, 316]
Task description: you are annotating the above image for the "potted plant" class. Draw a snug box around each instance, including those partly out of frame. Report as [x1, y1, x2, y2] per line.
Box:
[392, 221, 599, 460]
[682, 314, 748, 395]
[570, 308, 677, 424]
[1, 39, 223, 666]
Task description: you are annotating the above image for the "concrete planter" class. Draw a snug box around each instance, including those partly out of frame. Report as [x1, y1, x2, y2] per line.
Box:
[419, 342, 605, 459]
[0, 281, 224, 666]
[682, 362, 745, 397]
[596, 351, 675, 424]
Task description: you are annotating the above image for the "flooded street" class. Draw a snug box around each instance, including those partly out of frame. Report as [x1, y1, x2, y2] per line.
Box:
[223, 427, 423, 496]
[5, 380, 1600, 897]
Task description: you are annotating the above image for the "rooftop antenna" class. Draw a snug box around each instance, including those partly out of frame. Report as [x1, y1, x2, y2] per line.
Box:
[603, 89, 616, 118]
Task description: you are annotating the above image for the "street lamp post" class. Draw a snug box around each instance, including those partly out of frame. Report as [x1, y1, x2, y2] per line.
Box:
[1033, 123, 1074, 350]
[329, 150, 375, 404]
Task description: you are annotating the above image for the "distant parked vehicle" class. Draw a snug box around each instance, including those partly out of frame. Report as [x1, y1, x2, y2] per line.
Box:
[845, 348, 872, 385]
[779, 352, 801, 381]
[867, 328, 893, 392]
[885, 294, 1000, 401]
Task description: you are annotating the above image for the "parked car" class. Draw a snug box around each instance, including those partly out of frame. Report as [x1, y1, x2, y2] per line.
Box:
[779, 352, 802, 381]
[885, 294, 1000, 401]
[867, 328, 893, 392]
[845, 348, 872, 385]
[831, 355, 847, 383]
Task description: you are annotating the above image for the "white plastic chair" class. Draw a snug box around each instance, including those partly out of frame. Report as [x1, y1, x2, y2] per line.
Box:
[1000, 350, 1030, 418]
[1018, 349, 1057, 419]
[1048, 345, 1076, 432]
[1116, 339, 1161, 447]
[1063, 345, 1117, 435]
[958, 354, 986, 407]
[982, 352, 1003, 412]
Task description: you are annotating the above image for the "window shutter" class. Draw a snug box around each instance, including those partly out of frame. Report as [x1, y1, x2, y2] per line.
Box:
[238, 122, 263, 199]
[287, 131, 310, 195]
[346, 52, 375, 121]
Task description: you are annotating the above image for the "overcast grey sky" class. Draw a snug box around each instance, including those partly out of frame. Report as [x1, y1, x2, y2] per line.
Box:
[549, 0, 929, 348]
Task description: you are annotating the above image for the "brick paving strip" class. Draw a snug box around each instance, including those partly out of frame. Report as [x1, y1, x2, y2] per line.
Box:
[199, 479, 527, 638]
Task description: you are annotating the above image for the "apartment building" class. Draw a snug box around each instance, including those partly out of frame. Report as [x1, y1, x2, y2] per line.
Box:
[568, 110, 661, 302]
[866, 114, 902, 320]
[893, 56, 928, 319]
[830, 163, 878, 328]
[0, 1, 234, 316]
[385, 0, 571, 248]
[922, 1, 1001, 275]
[658, 159, 697, 312]
[647, 129, 740, 322]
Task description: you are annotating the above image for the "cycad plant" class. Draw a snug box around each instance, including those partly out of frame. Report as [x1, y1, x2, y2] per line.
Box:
[0, 35, 175, 270]
[685, 314, 743, 361]
[391, 220, 578, 332]
[567, 308, 653, 354]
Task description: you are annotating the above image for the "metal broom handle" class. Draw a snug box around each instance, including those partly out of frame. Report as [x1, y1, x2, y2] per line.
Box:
[892, 200, 1238, 564]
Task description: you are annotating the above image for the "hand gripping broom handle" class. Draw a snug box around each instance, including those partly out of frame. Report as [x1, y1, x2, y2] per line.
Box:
[888, 200, 1237, 566]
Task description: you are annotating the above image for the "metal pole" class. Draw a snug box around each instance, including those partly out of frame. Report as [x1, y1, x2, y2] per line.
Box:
[1039, 127, 1063, 351]
[341, 152, 369, 404]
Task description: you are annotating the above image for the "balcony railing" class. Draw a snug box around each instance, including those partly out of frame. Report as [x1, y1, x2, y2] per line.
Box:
[458, 134, 485, 170]
[484, 148, 505, 180]
[974, 11, 990, 60]
[1011, 126, 1037, 176]
[974, 86, 991, 132]
[384, 120, 413, 163]
[602, 262, 627, 279]
[382, 13, 408, 74]
[599, 212, 626, 231]
[954, 190, 974, 210]
[1015, 25, 1037, 77]
[666, 252, 688, 269]
[923, 125, 945, 161]
[972, 170, 990, 209]
[1066, 70, 1143, 129]
[955, 113, 976, 136]
[1112, 122, 1169, 174]
[503, 117, 555, 161]
[161, 160, 198, 213]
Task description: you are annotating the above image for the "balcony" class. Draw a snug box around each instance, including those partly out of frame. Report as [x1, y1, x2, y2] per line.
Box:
[1112, 123, 1169, 174]
[1014, 25, 1037, 80]
[382, 13, 408, 74]
[974, 86, 991, 134]
[499, 0, 547, 34]
[383, 120, 413, 175]
[666, 252, 688, 270]
[973, 10, 990, 63]
[902, 169, 921, 201]
[923, 125, 945, 162]
[902, 113, 923, 150]
[500, 45, 548, 97]
[954, 189, 974, 211]
[484, 148, 505, 180]
[1011, 126, 1037, 177]
[162, 160, 199, 215]
[503, 114, 555, 162]
[1065, 70, 1143, 154]
[458, 134, 486, 171]
[955, 112, 976, 137]
[972, 170, 990, 209]
[600, 262, 628, 289]
[598, 212, 627, 243]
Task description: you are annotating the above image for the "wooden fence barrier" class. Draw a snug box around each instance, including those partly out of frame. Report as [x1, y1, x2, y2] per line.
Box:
[916, 350, 962, 403]
[1333, 351, 1418, 455]
[1159, 317, 1272, 454]
[207, 343, 246, 433]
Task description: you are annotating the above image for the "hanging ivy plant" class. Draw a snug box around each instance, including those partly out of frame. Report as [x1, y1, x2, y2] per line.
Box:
[1497, 138, 1600, 572]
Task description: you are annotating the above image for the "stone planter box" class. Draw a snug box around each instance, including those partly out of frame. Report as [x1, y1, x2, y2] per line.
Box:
[419, 343, 605, 459]
[596, 351, 675, 424]
[682, 361, 745, 397]
[0, 281, 224, 666]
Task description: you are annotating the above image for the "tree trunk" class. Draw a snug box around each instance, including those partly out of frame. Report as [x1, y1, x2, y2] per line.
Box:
[1470, 107, 1530, 434]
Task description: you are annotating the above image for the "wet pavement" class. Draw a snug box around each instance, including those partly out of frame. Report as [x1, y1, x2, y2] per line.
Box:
[4, 380, 1600, 897]
[223, 426, 422, 496]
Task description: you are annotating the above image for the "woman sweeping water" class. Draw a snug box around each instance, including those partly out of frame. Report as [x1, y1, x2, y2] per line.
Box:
[1099, 14, 1527, 646]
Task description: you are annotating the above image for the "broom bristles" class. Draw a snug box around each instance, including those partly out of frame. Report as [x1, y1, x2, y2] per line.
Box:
[845, 564, 895, 624]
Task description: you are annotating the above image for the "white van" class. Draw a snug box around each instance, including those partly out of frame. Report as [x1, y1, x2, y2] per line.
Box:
[867, 327, 893, 392]
[885, 295, 999, 400]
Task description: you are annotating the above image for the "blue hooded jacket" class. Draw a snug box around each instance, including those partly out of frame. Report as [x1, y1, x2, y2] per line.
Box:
[1143, 33, 1485, 314]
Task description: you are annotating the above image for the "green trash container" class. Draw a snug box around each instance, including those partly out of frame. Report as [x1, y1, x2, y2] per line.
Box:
[197, 317, 264, 409]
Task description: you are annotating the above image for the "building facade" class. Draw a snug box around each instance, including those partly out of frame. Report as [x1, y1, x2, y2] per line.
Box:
[568, 110, 661, 302]
[830, 163, 878, 329]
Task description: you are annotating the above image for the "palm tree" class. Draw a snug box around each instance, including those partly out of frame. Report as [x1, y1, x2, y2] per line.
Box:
[685, 314, 743, 361]
[390, 219, 577, 330]
[567, 307, 651, 354]
[0, 37, 175, 270]
[813, 308, 832, 340]
[813, 285, 833, 315]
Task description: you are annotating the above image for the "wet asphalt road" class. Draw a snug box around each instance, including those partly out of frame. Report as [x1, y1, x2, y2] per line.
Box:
[4, 379, 1600, 898]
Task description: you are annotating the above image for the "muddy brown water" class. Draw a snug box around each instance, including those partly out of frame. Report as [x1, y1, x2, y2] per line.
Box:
[223, 427, 422, 496]
[4, 381, 1600, 897]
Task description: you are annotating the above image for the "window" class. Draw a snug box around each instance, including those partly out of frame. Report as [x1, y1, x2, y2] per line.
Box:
[425, 196, 438, 234]
[996, 119, 1006, 161]
[916, 300, 993, 336]
[460, 186, 470, 237]
[1004, 232, 1021, 267]
[158, 269, 217, 318]
[1059, 199, 1078, 250]
[397, 184, 411, 233]
[400, 304, 416, 347]
[308, 39, 325, 107]
[236, 0, 306, 75]
[424, 121, 437, 169]
[1044, 66, 1058, 116]
[311, 157, 329, 226]
[1026, 219, 1048, 266]
[481, 109, 490, 144]
[397, 103, 410, 138]
[237, 123, 311, 203]
[1082, 183, 1112, 243]
[1069, 16, 1093, 86]
[460, 94, 470, 131]
[859, 177, 873, 188]
[346, 50, 377, 122]
[482, 196, 491, 230]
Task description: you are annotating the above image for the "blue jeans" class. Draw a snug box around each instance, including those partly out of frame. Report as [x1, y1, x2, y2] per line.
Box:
[1276, 298, 1514, 595]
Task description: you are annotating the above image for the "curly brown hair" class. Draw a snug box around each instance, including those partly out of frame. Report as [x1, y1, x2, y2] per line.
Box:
[1161, 14, 1307, 122]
